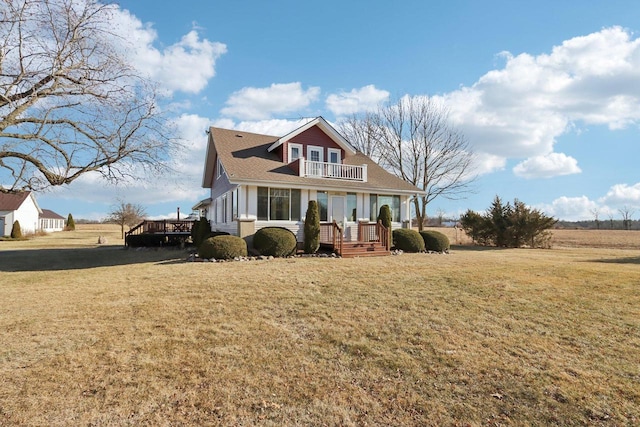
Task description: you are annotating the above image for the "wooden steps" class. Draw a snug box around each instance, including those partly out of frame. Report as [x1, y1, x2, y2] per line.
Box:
[339, 241, 390, 258]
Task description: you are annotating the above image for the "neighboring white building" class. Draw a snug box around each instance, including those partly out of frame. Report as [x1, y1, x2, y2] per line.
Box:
[0, 191, 41, 236]
[40, 209, 66, 232]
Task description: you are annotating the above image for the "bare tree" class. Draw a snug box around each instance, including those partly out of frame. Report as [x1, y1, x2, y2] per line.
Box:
[337, 112, 384, 160]
[340, 96, 476, 231]
[589, 208, 600, 230]
[436, 208, 446, 226]
[1, 0, 174, 192]
[619, 206, 635, 231]
[108, 201, 146, 238]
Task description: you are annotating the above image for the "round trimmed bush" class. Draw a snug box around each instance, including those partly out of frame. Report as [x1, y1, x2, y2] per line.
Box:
[392, 228, 425, 253]
[198, 235, 247, 260]
[420, 230, 450, 252]
[253, 227, 297, 257]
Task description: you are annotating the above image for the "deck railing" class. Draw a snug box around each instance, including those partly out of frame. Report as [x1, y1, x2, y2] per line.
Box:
[125, 220, 194, 238]
[357, 220, 390, 251]
[301, 159, 367, 181]
[319, 221, 343, 255]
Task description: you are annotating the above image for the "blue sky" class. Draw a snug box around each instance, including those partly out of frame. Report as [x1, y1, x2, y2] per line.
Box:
[37, 0, 640, 221]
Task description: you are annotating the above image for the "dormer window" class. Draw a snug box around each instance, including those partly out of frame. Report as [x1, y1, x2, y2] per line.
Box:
[288, 143, 303, 163]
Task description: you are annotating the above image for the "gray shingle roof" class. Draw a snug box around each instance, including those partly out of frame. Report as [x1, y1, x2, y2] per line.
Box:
[203, 124, 423, 195]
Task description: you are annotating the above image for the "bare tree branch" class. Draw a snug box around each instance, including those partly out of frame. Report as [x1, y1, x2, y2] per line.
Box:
[338, 96, 477, 230]
[0, 0, 175, 192]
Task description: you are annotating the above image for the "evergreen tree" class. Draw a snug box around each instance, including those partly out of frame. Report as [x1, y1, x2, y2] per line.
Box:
[304, 200, 320, 254]
[377, 204, 392, 230]
[460, 196, 556, 248]
[377, 204, 392, 246]
[66, 213, 75, 231]
[11, 220, 22, 238]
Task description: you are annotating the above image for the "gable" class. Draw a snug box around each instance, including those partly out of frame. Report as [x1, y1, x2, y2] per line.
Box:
[267, 117, 356, 156]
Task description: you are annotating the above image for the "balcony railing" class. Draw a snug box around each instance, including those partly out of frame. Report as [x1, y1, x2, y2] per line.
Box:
[299, 158, 367, 182]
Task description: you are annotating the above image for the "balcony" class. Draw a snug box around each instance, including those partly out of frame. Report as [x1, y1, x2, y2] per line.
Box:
[298, 158, 367, 182]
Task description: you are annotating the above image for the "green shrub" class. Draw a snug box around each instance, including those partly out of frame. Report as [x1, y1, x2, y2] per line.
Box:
[66, 214, 75, 231]
[10, 220, 22, 239]
[392, 228, 425, 253]
[192, 218, 213, 247]
[420, 230, 450, 252]
[304, 200, 320, 254]
[198, 235, 247, 260]
[253, 227, 297, 257]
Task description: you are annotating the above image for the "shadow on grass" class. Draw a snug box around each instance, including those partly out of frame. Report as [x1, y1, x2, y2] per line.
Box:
[588, 256, 640, 265]
[0, 246, 188, 272]
[450, 244, 508, 252]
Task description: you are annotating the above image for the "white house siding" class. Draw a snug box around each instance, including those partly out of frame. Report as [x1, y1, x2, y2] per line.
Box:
[3, 195, 40, 235]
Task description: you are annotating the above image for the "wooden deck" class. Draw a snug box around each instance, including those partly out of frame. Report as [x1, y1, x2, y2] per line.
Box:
[320, 221, 391, 258]
[125, 219, 194, 245]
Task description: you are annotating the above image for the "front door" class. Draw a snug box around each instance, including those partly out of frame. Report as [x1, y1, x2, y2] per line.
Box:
[331, 196, 345, 229]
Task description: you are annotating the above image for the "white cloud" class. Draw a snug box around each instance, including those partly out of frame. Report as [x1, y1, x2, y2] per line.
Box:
[233, 119, 315, 136]
[599, 182, 640, 205]
[513, 152, 581, 179]
[110, 7, 226, 94]
[538, 196, 598, 221]
[538, 182, 640, 221]
[325, 85, 390, 116]
[439, 26, 640, 178]
[221, 82, 320, 120]
[473, 152, 507, 176]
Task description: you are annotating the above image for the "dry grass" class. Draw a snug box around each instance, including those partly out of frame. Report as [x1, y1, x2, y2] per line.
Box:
[550, 229, 640, 250]
[0, 227, 638, 425]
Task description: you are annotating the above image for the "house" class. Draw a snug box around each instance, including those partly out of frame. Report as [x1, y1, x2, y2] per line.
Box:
[194, 117, 423, 255]
[40, 209, 66, 232]
[0, 191, 41, 236]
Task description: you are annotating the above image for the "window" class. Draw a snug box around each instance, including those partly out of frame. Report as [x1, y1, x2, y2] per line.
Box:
[270, 189, 289, 220]
[347, 193, 357, 221]
[288, 143, 302, 163]
[328, 148, 341, 164]
[232, 188, 238, 220]
[257, 187, 301, 221]
[370, 194, 401, 222]
[257, 187, 268, 220]
[317, 191, 328, 221]
[221, 195, 228, 223]
[307, 146, 323, 162]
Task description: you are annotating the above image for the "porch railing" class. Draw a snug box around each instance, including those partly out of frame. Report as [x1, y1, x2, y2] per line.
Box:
[300, 158, 367, 182]
[357, 220, 390, 251]
[319, 221, 343, 255]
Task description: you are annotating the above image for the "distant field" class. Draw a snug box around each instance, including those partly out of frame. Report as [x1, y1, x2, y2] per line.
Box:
[0, 225, 638, 425]
[427, 226, 640, 249]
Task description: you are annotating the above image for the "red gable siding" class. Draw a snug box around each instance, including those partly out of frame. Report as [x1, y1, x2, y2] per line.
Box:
[284, 125, 344, 163]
